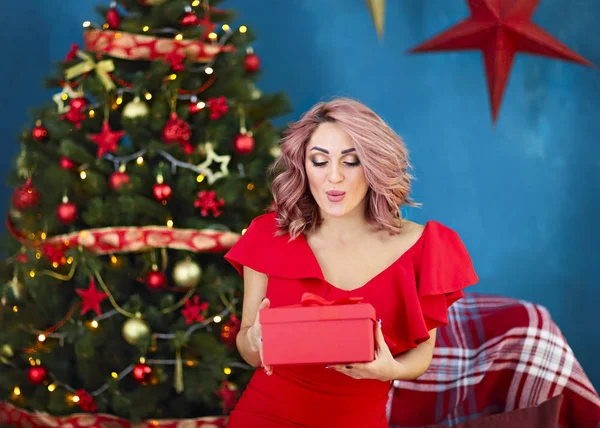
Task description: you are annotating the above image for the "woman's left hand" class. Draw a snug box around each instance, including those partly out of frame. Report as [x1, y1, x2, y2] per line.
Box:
[330, 321, 401, 382]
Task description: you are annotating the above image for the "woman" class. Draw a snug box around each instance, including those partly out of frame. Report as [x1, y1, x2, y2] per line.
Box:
[224, 98, 478, 427]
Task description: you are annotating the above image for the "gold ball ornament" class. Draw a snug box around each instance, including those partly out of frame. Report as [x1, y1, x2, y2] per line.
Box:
[122, 96, 150, 119]
[122, 316, 151, 345]
[173, 257, 202, 288]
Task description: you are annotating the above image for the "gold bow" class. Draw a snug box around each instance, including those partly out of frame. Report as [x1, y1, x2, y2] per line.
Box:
[65, 51, 115, 91]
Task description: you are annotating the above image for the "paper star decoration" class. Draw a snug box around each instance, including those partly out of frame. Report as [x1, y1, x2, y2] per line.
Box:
[88, 120, 126, 158]
[52, 85, 84, 114]
[75, 278, 108, 316]
[408, 0, 593, 123]
[197, 143, 231, 185]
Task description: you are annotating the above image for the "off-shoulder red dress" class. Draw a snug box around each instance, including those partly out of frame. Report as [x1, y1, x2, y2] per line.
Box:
[224, 212, 478, 427]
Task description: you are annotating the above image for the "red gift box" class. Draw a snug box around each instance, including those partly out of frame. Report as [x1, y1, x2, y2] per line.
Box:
[261, 293, 376, 365]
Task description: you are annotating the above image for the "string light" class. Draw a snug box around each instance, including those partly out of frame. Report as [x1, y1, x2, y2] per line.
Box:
[71, 394, 80, 403]
[192, 0, 200, 6]
[205, 67, 214, 75]
[166, 219, 174, 228]
[82, 21, 91, 28]
[136, 156, 144, 165]
[48, 384, 56, 392]
[208, 33, 217, 40]
[90, 320, 99, 329]
[80, 170, 87, 179]
[213, 315, 222, 323]
[144, 92, 152, 100]
[247, 183, 255, 191]
[89, 109, 96, 118]
[241, 228, 248, 235]
[142, 26, 150, 32]
[111, 372, 118, 379]
[116, 96, 123, 105]
[13, 386, 21, 396]
[35, 252, 42, 260]
[52, 262, 59, 268]
[223, 367, 232, 375]
[40, 232, 47, 239]
[12, 306, 18, 312]
[175, 34, 183, 41]
[38, 334, 46, 342]
[110, 255, 119, 264]
[222, 24, 230, 31]
[67, 256, 74, 264]
[239, 26, 248, 33]
[169, 74, 177, 80]
[196, 174, 205, 183]
[29, 270, 36, 278]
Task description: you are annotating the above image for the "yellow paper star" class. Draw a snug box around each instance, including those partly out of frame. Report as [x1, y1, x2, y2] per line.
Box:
[197, 143, 231, 185]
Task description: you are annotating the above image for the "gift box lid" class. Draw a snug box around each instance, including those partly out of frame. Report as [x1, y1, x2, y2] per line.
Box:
[261, 302, 376, 324]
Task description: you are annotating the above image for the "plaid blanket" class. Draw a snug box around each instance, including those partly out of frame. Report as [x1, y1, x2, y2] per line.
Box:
[388, 293, 600, 427]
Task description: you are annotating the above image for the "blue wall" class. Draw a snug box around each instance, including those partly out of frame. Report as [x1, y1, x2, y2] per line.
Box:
[1, 1, 599, 388]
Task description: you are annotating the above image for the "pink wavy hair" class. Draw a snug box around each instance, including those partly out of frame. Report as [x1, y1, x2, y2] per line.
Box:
[267, 97, 419, 239]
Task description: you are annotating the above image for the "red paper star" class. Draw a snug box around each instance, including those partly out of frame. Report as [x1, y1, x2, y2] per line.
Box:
[87, 120, 125, 158]
[408, 0, 593, 122]
[197, 6, 218, 42]
[75, 278, 107, 316]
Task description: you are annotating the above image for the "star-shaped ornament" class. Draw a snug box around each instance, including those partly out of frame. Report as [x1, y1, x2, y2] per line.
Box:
[52, 85, 84, 114]
[88, 120, 126, 158]
[197, 143, 230, 185]
[75, 278, 108, 316]
[408, 0, 593, 122]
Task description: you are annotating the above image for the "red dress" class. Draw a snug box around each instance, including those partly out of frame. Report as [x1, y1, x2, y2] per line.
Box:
[224, 212, 478, 427]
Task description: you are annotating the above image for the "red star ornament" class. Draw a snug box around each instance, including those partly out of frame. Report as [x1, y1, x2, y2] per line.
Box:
[408, 0, 594, 123]
[76, 278, 108, 316]
[88, 120, 125, 158]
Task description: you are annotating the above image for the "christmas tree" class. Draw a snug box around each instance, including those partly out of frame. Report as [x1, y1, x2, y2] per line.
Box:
[0, 0, 290, 424]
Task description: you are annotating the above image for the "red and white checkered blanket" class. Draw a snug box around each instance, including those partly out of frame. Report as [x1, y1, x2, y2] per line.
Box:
[388, 293, 600, 427]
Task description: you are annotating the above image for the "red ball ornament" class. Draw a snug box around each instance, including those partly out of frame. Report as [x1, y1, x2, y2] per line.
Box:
[181, 11, 199, 26]
[57, 200, 77, 224]
[244, 53, 260, 73]
[106, 8, 120, 29]
[59, 157, 75, 170]
[69, 97, 88, 111]
[234, 133, 255, 155]
[162, 112, 191, 146]
[32, 122, 49, 142]
[109, 171, 130, 190]
[12, 178, 40, 210]
[132, 362, 152, 384]
[152, 183, 172, 202]
[28, 366, 48, 385]
[146, 270, 166, 290]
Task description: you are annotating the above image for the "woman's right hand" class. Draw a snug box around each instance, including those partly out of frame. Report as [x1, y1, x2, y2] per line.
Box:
[247, 297, 272, 375]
